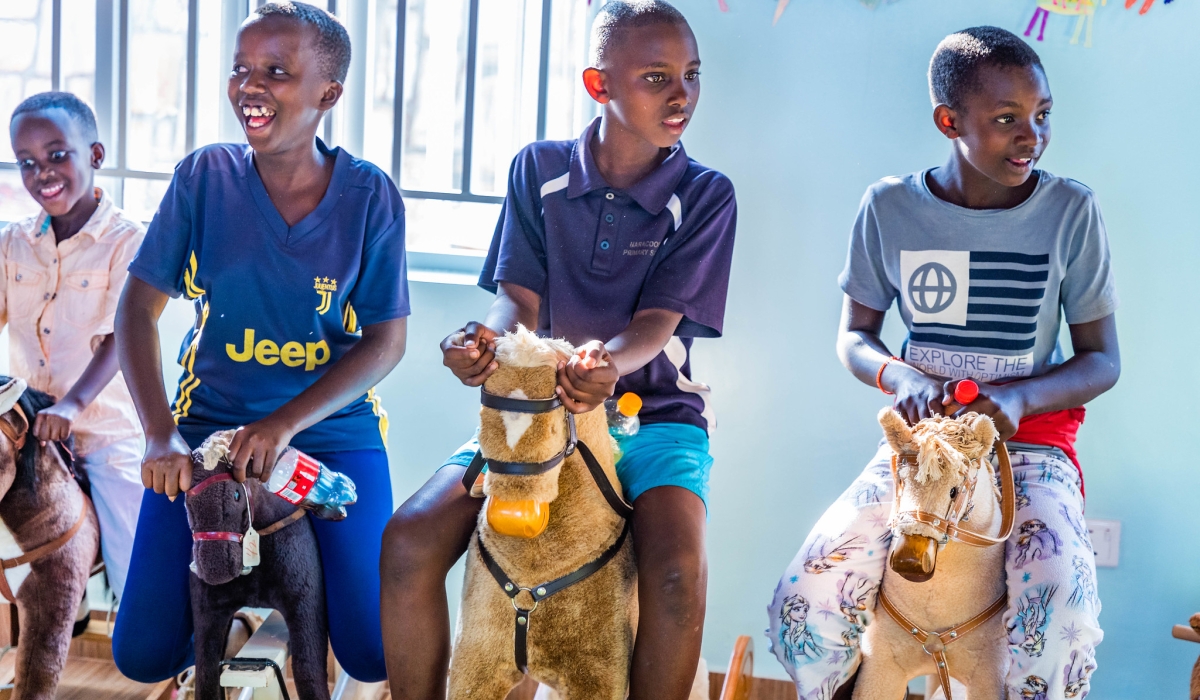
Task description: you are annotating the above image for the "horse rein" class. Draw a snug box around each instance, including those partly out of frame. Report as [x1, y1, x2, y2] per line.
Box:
[0, 402, 90, 603]
[888, 442, 1015, 548]
[462, 389, 633, 519]
[466, 387, 634, 673]
[188, 471, 306, 547]
[878, 441, 1015, 700]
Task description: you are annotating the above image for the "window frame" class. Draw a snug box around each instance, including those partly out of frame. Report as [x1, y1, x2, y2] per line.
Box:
[0, 0, 568, 283]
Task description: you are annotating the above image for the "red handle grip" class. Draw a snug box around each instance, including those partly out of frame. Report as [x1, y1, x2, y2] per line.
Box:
[954, 379, 979, 405]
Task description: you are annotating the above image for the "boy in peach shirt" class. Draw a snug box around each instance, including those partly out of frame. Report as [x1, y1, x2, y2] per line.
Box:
[2, 92, 145, 600]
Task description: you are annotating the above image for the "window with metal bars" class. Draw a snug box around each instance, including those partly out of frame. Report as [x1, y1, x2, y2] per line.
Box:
[0, 0, 594, 278]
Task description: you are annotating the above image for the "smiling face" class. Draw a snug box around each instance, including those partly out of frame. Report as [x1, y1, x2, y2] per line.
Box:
[228, 15, 341, 155]
[587, 21, 701, 149]
[10, 109, 102, 217]
[938, 63, 1053, 189]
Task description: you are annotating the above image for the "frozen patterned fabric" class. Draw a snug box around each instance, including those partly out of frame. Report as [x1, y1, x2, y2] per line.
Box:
[766, 444, 1101, 699]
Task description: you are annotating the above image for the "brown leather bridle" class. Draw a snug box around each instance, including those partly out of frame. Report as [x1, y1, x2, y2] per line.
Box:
[888, 442, 1015, 548]
[0, 402, 90, 603]
[877, 442, 1015, 700]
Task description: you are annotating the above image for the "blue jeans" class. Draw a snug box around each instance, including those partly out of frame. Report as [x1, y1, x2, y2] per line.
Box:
[112, 447, 393, 682]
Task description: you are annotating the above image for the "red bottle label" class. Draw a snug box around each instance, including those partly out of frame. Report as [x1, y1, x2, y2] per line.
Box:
[273, 449, 321, 504]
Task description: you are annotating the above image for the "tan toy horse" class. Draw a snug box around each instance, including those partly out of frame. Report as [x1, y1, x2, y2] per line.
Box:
[854, 408, 1014, 700]
[449, 327, 707, 700]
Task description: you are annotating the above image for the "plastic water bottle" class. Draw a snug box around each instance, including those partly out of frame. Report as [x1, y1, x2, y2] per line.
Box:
[606, 393, 642, 463]
[266, 448, 358, 521]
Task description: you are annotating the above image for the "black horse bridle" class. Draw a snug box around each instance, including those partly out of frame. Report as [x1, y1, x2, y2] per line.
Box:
[461, 389, 632, 518]
[464, 387, 633, 673]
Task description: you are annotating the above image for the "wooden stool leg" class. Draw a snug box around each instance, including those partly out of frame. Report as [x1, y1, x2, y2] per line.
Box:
[719, 636, 754, 700]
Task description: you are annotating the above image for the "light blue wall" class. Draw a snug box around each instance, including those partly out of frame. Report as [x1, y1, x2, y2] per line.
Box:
[146, 1, 1196, 696]
[375, 2, 1198, 696]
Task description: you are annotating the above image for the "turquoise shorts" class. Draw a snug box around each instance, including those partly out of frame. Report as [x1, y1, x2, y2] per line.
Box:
[442, 422, 712, 506]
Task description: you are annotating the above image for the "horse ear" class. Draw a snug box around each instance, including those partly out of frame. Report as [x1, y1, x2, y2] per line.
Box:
[0, 408, 27, 438]
[969, 413, 998, 449]
[878, 408, 914, 454]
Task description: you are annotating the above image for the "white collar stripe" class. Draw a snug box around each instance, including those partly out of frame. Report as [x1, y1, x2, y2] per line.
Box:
[666, 193, 682, 230]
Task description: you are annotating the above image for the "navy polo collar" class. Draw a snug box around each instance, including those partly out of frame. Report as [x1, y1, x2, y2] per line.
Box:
[566, 117, 688, 215]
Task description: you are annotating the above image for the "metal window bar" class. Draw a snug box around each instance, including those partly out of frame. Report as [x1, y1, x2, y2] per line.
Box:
[51, 0, 62, 91]
[186, 0, 199, 155]
[392, 0, 555, 206]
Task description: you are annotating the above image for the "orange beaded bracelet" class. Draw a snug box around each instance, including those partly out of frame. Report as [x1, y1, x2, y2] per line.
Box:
[876, 356, 901, 395]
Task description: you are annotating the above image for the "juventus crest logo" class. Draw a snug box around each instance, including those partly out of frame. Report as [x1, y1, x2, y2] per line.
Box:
[314, 277, 338, 314]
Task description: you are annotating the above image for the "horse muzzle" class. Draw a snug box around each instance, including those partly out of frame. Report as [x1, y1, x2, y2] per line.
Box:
[889, 533, 938, 582]
[486, 497, 550, 539]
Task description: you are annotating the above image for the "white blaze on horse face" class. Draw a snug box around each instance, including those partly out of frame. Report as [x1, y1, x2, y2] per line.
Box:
[501, 389, 536, 449]
[0, 521, 29, 596]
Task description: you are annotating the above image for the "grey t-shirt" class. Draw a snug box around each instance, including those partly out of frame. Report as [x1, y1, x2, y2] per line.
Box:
[839, 169, 1118, 382]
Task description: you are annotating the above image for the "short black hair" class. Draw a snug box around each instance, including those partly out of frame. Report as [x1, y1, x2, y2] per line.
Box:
[929, 26, 1044, 110]
[590, 0, 688, 67]
[252, 1, 351, 83]
[10, 91, 99, 143]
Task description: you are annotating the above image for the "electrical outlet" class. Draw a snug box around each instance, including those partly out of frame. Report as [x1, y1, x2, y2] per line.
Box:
[1087, 519, 1120, 568]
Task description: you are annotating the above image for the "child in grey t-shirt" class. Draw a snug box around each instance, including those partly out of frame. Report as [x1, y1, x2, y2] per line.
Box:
[769, 27, 1118, 700]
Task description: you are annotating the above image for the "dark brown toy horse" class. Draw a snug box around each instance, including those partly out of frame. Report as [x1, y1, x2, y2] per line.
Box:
[0, 377, 99, 700]
[184, 431, 329, 700]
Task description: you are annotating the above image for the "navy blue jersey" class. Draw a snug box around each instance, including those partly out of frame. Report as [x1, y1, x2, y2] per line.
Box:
[129, 141, 409, 452]
[480, 118, 737, 433]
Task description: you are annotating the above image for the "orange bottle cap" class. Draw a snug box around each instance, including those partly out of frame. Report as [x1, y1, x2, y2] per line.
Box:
[616, 392, 642, 417]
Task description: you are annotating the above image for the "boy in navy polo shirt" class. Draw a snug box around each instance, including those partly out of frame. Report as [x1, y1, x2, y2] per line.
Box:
[380, 2, 735, 699]
[111, 3, 407, 684]
[768, 28, 1118, 699]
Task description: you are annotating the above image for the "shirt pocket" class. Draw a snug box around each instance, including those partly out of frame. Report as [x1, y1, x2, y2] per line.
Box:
[5, 262, 46, 319]
[60, 269, 109, 329]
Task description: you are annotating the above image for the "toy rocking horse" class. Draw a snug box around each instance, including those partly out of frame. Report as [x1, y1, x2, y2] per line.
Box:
[449, 327, 709, 700]
[853, 408, 1015, 700]
[185, 431, 330, 700]
[0, 377, 100, 700]
[448, 328, 636, 699]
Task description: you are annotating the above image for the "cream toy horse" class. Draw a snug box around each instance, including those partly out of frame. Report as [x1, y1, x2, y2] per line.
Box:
[853, 409, 1014, 700]
[449, 327, 707, 700]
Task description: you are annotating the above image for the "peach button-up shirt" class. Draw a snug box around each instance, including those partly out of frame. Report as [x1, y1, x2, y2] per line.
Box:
[0, 189, 145, 454]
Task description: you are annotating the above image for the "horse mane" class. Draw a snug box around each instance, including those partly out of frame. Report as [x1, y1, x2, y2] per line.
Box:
[0, 376, 62, 491]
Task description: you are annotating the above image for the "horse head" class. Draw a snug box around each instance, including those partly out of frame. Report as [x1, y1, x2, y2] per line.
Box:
[477, 326, 577, 540]
[879, 408, 998, 582]
[0, 376, 70, 502]
[185, 431, 253, 585]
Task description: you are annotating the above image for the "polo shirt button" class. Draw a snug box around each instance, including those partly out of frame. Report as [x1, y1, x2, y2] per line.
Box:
[81, 279, 88, 287]
[43, 293, 49, 300]
[605, 192, 614, 200]
[605, 214, 614, 223]
[14, 274, 21, 282]
[600, 240, 610, 250]
[38, 360, 44, 367]
[42, 328, 50, 335]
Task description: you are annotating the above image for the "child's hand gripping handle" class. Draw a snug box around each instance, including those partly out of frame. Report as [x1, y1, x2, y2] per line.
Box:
[943, 379, 979, 415]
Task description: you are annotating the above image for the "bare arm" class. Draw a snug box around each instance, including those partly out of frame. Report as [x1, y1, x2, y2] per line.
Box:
[115, 276, 192, 497]
[955, 314, 1120, 438]
[230, 316, 407, 481]
[837, 294, 1121, 440]
[440, 282, 540, 387]
[837, 295, 945, 427]
[33, 333, 120, 443]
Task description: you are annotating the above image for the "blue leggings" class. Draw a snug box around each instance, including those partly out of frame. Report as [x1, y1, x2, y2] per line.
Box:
[112, 447, 392, 683]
